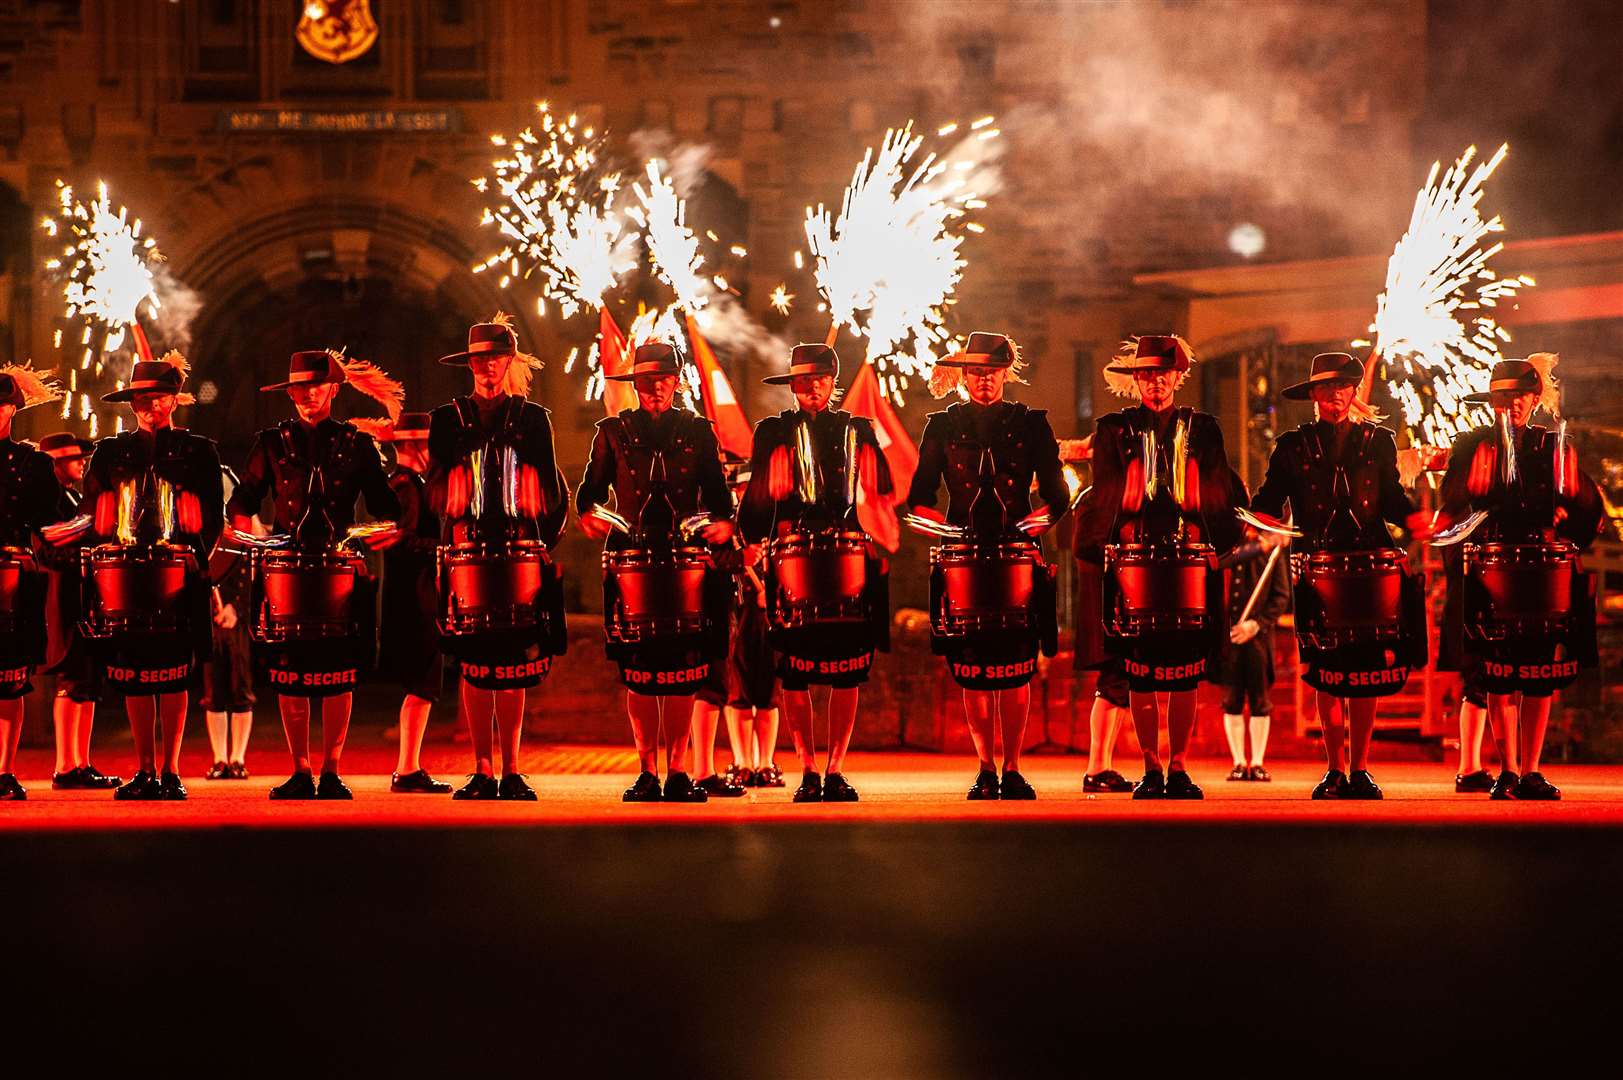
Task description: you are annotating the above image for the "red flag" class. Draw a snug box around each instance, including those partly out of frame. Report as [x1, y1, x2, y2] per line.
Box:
[598, 308, 636, 416]
[684, 314, 754, 460]
[841, 362, 918, 552]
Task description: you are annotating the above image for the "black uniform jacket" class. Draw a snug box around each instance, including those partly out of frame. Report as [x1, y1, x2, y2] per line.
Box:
[737, 407, 893, 544]
[575, 407, 733, 551]
[1249, 420, 1414, 552]
[0, 437, 61, 547]
[85, 427, 225, 561]
[907, 400, 1069, 536]
[229, 418, 399, 544]
[1072, 405, 1247, 564]
[428, 394, 566, 546]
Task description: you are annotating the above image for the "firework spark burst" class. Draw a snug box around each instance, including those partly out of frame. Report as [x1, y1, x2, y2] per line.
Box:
[627, 160, 710, 313]
[1357, 143, 1533, 446]
[804, 119, 1001, 402]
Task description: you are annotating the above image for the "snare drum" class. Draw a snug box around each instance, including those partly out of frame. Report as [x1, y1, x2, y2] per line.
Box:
[932, 542, 1040, 639]
[250, 547, 365, 645]
[437, 539, 549, 638]
[766, 529, 870, 632]
[1103, 542, 1213, 635]
[1464, 541, 1574, 639]
[81, 544, 192, 638]
[1294, 548, 1406, 648]
[0, 547, 34, 634]
[604, 546, 710, 644]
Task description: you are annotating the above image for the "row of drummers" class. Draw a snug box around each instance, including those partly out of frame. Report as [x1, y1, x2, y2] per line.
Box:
[0, 322, 1608, 803]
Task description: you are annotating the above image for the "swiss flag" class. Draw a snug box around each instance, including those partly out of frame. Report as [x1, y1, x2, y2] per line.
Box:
[598, 307, 636, 416]
[841, 362, 918, 552]
[684, 313, 754, 460]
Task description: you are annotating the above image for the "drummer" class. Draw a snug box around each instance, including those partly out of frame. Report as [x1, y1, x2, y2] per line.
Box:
[576, 341, 736, 803]
[1438, 355, 1604, 800]
[0, 366, 66, 801]
[87, 352, 224, 801]
[1072, 336, 1247, 800]
[1250, 352, 1431, 800]
[38, 432, 121, 791]
[374, 412, 453, 795]
[737, 343, 892, 804]
[229, 349, 402, 800]
[906, 332, 1068, 800]
[430, 314, 568, 801]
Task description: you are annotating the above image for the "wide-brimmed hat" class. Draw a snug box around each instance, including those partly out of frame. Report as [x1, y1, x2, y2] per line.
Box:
[763, 343, 839, 385]
[260, 350, 346, 391]
[40, 432, 95, 460]
[606, 342, 683, 382]
[439, 320, 519, 366]
[1463, 357, 1544, 403]
[1103, 334, 1192, 376]
[1281, 352, 1365, 400]
[103, 358, 187, 402]
[0, 370, 55, 411]
[937, 332, 1018, 369]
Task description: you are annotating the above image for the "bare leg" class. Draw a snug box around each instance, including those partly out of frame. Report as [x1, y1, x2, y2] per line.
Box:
[1317, 693, 1346, 773]
[279, 695, 312, 774]
[52, 694, 78, 774]
[688, 697, 719, 777]
[319, 692, 352, 774]
[825, 687, 859, 775]
[724, 706, 751, 769]
[783, 690, 816, 771]
[1085, 696, 1124, 775]
[158, 691, 186, 774]
[999, 684, 1031, 772]
[228, 710, 253, 764]
[494, 688, 525, 774]
[395, 694, 433, 775]
[626, 690, 661, 774]
[127, 696, 158, 774]
[962, 689, 997, 771]
[1519, 695, 1553, 775]
[756, 707, 780, 768]
[461, 682, 496, 777]
[0, 698, 25, 775]
[1458, 700, 1487, 774]
[1129, 690, 1162, 772]
[205, 710, 229, 763]
[664, 694, 695, 774]
[1166, 688, 1198, 771]
[75, 701, 95, 768]
[1486, 693, 1519, 774]
[1348, 698, 1378, 773]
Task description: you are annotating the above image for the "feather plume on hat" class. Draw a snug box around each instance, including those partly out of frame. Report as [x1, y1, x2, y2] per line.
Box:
[328, 348, 405, 422]
[1104, 335, 1195, 399]
[1527, 352, 1561, 418]
[350, 417, 394, 442]
[928, 339, 1029, 400]
[0, 362, 65, 408]
[486, 311, 545, 398]
[157, 350, 198, 406]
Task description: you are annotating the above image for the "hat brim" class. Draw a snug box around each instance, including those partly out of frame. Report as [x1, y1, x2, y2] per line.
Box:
[936, 355, 1012, 370]
[102, 386, 180, 403]
[1281, 376, 1360, 401]
[1461, 391, 1494, 404]
[259, 375, 345, 392]
[1103, 360, 1182, 376]
[605, 369, 681, 382]
[438, 347, 517, 367]
[762, 370, 838, 386]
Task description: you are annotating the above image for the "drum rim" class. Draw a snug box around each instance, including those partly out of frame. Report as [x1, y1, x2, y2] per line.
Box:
[1302, 549, 1407, 568]
[603, 546, 710, 565]
[770, 530, 870, 548]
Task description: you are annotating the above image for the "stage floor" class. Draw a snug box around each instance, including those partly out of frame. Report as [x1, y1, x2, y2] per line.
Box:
[4, 745, 1622, 828]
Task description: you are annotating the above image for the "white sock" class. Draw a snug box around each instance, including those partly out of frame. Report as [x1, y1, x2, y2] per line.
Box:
[1249, 715, 1271, 767]
[1222, 713, 1246, 768]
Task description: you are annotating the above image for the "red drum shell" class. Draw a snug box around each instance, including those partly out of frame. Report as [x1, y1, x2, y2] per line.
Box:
[1466, 542, 1573, 623]
[1299, 549, 1405, 630]
[0, 549, 33, 630]
[934, 543, 1039, 636]
[768, 530, 870, 630]
[604, 547, 709, 643]
[438, 540, 547, 637]
[83, 545, 191, 637]
[1106, 543, 1211, 628]
[252, 548, 363, 643]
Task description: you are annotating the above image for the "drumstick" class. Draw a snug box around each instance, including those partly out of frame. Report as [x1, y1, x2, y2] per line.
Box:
[1235, 543, 1285, 627]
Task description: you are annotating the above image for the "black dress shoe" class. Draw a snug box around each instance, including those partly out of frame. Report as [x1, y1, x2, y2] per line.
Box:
[1083, 770, 1135, 794]
[453, 773, 500, 801]
[269, 771, 318, 801]
[204, 761, 232, 781]
[1311, 770, 1347, 800]
[1343, 770, 1383, 800]
[1132, 769, 1165, 800]
[0, 773, 26, 801]
[1455, 769, 1495, 793]
[822, 773, 859, 802]
[1000, 769, 1036, 801]
[391, 769, 454, 794]
[755, 763, 786, 788]
[662, 772, 709, 803]
[54, 765, 123, 790]
[226, 762, 249, 780]
[83, 764, 122, 788]
[316, 772, 353, 800]
[1514, 772, 1561, 801]
[498, 773, 538, 801]
[1164, 769, 1204, 800]
[695, 774, 748, 798]
[622, 771, 663, 802]
[792, 770, 822, 803]
[1489, 770, 1520, 801]
[1248, 765, 1272, 782]
[1226, 764, 1250, 782]
[966, 769, 1000, 801]
[160, 772, 188, 801]
[724, 764, 754, 788]
[115, 770, 163, 801]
